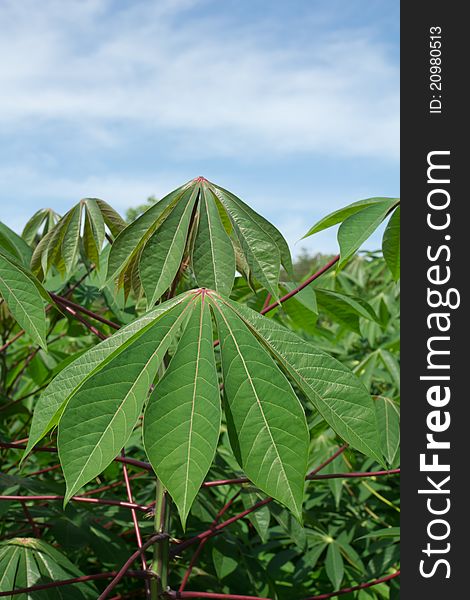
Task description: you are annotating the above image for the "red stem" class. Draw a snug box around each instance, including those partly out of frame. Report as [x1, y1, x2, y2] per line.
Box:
[0, 570, 150, 598]
[171, 594, 271, 600]
[171, 498, 271, 555]
[97, 533, 170, 600]
[261, 255, 339, 315]
[168, 571, 400, 599]
[0, 384, 50, 415]
[115, 455, 152, 470]
[81, 471, 147, 496]
[120, 449, 149, 597]
[0, 494, 149, 512]
[108, 592, 146, 600]
[6, 347, 40, 395]
[178, 538, 208, 592]
[301, 570, 400, 600]
[307, 445, 348, 477]
[179, 490, 242, 592]
[310, 468, 400, 480]
[114, 456, 153, 471]
[0, 329, 26, 353]
[0, 442, 57, 452]
[25, 463, 61, 477]
[20, 501, 41, 538]
[0, 267, 94, 353]
[213, 254, 340, 348]
[2, 443, 398, 486]
[0, 275, 82, 354]
[62, 266, 96, 296]
[1, 442, 149, 474]
[55, 300, 108, 340]
[261, 293, 272, 311]
[173, 447, 348, 557]
[201, 477, 248, 488]
[50, 293, 120, 330]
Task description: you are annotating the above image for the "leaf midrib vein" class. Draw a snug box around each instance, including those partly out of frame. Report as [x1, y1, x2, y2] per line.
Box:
[215, 302, 295, 508]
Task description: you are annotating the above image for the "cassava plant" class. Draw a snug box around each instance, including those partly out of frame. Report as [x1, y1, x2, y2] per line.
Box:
[0, 178, 400, 599]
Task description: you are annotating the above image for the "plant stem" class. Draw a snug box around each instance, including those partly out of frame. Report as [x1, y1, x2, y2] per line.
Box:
[0, 494, 148, 512]
[121, 450, 150, 598]
[150, 352, 172, 599]
[97, 535, 169, 600]
[50, 293, 120, 329]
[151, 477, 170, 598]
[261, 254, 340, 315]
[0, 571, 150, 598]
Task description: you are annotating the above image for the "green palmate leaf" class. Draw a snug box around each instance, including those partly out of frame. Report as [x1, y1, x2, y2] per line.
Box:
[59, 296, 194, 501]
[61, 204, 82, 274]
[143, 293, 220, 527]
[95, 199, 127, 237]
[31, 207, 74, 278]
[0, 250, 48, 350]
[375, 396, 400, 465]
[119, 248, 142, 301]
[382, 206, 400, 281]
[213, 194, 233, 236]
[30, 227, 53, 278]
[23, 293, 191, 460]
[22, 208, 55, 245]
[83, 208, 101, 267]
[192, 186, 235, 295]
[231, 235, 256, 291]
[212, 182, 293, 275]
[0, 538, 96, 598]
[219, 187, 294, 277]
[211, 185, 282, 299]
[45, 209, 77, 275]
[315, 288, 379, 335]
[82, 199, 106, 268]
[0, 222, 32, 266]
[29, 200, 125, 279]
[338, 199, 399, 267]
[106, 183, 189, 284]
[262, 221, 294, 277]
[325, 541, 344, 590]
[139, 186, 198, 307]
[212, 297, 309, 520]
[302, 197, 390, 238]
[220, 298, 383, 463]
[106, 178, 290, 302]
[0, 250, 51, 306]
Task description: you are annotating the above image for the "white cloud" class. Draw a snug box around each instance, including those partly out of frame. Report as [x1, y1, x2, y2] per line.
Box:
[0, 164, 188, 216]
[0, 0, 399, 160]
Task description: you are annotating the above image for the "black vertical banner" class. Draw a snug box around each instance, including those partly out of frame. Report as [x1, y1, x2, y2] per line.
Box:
[401, 3, 466, 597]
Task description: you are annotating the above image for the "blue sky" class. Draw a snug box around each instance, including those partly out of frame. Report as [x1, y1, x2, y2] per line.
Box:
[0, 0, 399, 255]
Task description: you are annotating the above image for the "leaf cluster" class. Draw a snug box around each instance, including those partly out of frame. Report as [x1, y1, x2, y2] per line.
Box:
[0, 181, 399, 598]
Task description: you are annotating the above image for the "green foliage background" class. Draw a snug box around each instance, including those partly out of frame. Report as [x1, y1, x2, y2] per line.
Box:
[0, 184, 399, 599]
